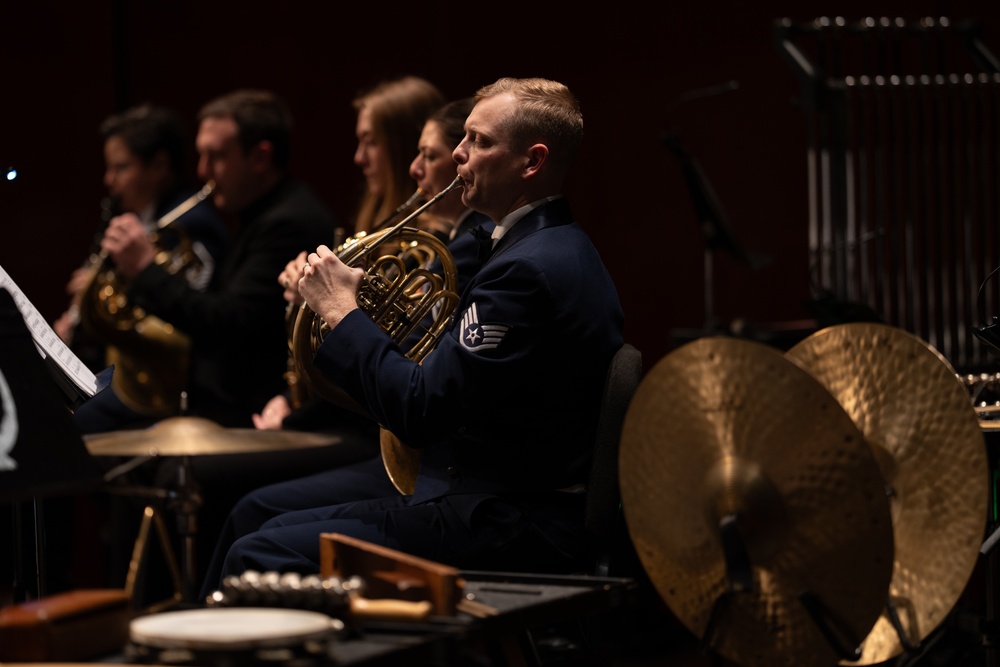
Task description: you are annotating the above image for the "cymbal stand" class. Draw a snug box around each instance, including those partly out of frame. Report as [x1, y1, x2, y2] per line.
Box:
[137, 391, 203, 604]
[701, 515, 864, 664]
[170, 454, 202, 604]
[797, 591, 863, 661]
[700, 515, 753, 664]
[102, 450, 203, 606]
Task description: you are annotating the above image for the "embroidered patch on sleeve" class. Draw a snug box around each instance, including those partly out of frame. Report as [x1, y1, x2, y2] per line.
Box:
[459, 302, 509, 351]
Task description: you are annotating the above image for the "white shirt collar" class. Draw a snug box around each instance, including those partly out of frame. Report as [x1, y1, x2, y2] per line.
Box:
[491, 195, 562, 244]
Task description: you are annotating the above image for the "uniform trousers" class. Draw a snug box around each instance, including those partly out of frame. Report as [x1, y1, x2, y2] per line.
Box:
[200, 456, 587, 598]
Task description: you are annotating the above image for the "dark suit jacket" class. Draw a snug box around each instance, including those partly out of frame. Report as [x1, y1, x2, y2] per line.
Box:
[130, 178, 336, 426]
[153, 185, 230, 271]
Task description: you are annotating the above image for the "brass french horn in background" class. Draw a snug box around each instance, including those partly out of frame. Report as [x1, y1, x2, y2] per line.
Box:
[291, 176, 464, 493]
[78, 181, 215, 415]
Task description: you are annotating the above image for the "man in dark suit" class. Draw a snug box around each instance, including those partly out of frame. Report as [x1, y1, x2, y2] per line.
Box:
[71, 91, 346, 599]
[208, 77, 624, 584]
[82, 90, 336, 429]
[60, 104, 230, 430]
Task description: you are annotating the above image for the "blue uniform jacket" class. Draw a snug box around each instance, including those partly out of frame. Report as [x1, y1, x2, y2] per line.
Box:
[315, 197, 624, 507]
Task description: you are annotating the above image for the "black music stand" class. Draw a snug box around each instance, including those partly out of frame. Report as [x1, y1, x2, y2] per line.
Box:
[0, 288, 109, 602]
[662, 132, 770, 333]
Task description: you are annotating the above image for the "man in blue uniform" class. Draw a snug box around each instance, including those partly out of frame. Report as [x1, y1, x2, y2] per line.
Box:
[208, 77, 624, 584]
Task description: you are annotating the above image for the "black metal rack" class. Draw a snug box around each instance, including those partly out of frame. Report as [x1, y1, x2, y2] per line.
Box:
[775, 16, 1000, 372]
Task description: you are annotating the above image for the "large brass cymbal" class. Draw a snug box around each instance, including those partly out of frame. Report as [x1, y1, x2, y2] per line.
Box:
[84, 416, 341, 457]
[786, 323, 988, 665]
[620, 337, 894, 667]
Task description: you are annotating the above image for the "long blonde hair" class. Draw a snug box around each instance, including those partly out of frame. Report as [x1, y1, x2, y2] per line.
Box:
[352, 76, 445, 233]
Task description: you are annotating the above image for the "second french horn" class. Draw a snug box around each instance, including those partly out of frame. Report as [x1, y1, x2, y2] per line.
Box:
[78, 181, 215, 415]
[290, 177, 464, 493]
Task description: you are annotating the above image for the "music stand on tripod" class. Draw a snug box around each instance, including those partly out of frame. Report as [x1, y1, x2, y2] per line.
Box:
[662, 131, 770, 339]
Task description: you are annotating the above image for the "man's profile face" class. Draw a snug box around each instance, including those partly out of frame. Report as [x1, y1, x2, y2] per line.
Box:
[453, 93, 524, 223]
[196, 116, 253, 213]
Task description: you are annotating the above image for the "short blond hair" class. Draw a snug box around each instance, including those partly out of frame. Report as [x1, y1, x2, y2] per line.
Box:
[475, 77, 583, 168]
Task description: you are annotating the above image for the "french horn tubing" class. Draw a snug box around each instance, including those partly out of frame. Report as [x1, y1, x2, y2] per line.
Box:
[283, 187, 426, 409]
[77, 181, 215, 415]
[290, 176, 464, 493]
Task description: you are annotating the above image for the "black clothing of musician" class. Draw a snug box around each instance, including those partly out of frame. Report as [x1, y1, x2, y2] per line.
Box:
[71, 186, 229, 434]
[135, 177, 334, 426]
[73, 177, 334, 430]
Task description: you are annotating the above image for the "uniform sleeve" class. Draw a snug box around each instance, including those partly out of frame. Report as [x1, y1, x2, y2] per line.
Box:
[313, 255, 555, 446]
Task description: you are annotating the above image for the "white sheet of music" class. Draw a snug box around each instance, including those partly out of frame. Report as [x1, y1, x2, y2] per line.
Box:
[0, 264, 99, 396]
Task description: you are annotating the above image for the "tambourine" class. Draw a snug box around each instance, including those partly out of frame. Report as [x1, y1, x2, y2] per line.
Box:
[207, 570, 434, 622]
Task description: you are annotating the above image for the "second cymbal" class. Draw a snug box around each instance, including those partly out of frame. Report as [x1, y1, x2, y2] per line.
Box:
[84, 416, 341, 457]
[786, 323, 989, 665]
[620, 336, 894, 667]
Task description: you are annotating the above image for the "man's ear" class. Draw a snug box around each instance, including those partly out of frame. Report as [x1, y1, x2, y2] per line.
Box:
[523, 143, 549, 179]
[249, 140, 275, 172]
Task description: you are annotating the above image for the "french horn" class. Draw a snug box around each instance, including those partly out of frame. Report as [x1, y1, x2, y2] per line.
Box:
[281, 188, 427, 409]
[77, 181, 215, 415]
[290, 176, 464, 493]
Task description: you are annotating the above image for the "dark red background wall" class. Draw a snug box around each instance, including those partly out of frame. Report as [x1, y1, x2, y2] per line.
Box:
[3, 1, 998, 371]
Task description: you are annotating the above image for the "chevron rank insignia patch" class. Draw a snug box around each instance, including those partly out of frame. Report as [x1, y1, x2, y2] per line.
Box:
[459, 302, 509, 351]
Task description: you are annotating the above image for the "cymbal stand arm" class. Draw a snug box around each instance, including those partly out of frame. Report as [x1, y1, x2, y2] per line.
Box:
[798, 591, 863, 661]
[102, 454, 154, 483]
[883, 595, 918, 652]
[700, 515, 754, 655]
[170, 454, 202, 603]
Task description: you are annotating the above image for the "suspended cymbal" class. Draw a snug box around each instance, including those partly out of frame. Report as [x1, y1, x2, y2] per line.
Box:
[620, 337, 894, 667]
[84, 416, 341, 457]
[785, 323, 989, 665]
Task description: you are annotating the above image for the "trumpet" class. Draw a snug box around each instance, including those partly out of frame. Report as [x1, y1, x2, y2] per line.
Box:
[290, 176, 464, 493]
[77, 181, 216, 415]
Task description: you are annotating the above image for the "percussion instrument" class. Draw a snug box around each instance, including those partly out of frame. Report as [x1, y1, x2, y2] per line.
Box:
[83, 415, 340, 457]
[786, 322, 989, 664]
[84, 416, 343, 603]
[619, 336, 894, 667]
[126, 607, 344, 666]
[206, 569, 433, 621]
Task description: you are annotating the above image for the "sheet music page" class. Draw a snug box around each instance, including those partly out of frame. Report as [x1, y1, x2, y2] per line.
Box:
[0, 264, 99, 396]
